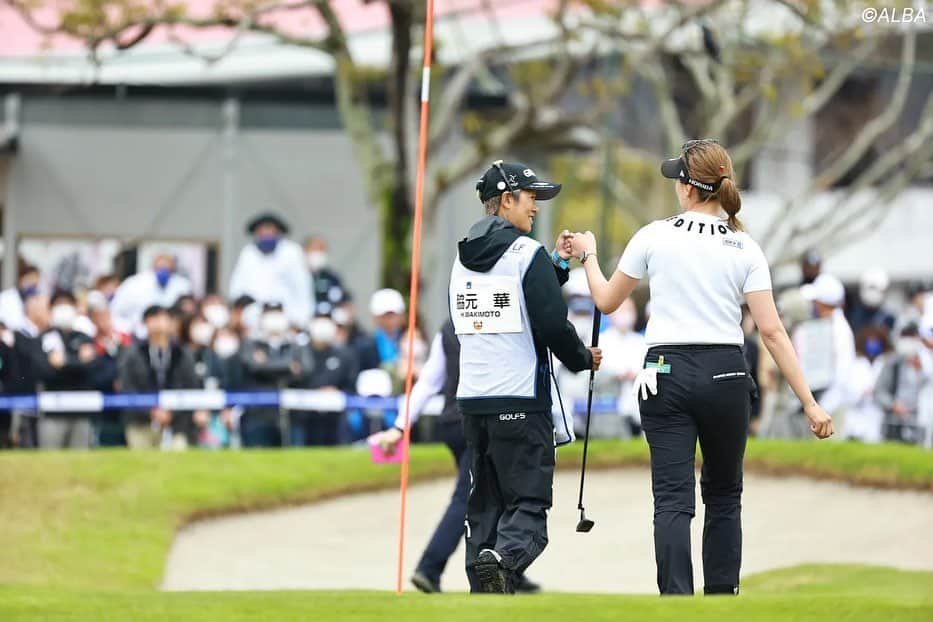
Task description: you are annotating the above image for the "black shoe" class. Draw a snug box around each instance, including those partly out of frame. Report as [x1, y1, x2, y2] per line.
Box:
[411, 570, 441, 593]
[512, 574, 541, 594]
[474, 549, 509, 594]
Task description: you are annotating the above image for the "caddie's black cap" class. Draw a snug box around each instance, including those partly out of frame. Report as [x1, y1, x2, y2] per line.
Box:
[475, 161, 562, 203]
[246, 212, 290, 235]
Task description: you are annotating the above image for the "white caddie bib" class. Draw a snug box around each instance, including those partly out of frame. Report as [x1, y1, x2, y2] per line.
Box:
[451, 275, 523, 335]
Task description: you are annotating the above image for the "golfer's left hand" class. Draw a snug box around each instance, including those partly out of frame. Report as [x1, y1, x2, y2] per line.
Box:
[572, 231, 597, 257]
[804, 403, 833, 439]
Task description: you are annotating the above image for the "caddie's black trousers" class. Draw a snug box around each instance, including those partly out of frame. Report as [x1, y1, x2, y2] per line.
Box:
[463, 410, 553, 593]
[638, 344, 753, 596]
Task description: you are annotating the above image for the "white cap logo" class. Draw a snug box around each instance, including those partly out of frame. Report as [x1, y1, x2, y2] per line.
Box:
[523, 168, 534, 177]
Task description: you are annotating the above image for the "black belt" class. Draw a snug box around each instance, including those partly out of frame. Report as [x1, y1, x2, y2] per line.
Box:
[647, 344, 742, 352]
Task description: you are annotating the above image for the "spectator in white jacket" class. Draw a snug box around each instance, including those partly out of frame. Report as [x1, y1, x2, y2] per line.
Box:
[110, 253, 192, 337]
[229, 213, 312, 329]
[796, 274, 856, 403]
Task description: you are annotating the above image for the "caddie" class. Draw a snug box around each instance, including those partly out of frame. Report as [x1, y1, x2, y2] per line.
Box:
[449, 160, 602, 594]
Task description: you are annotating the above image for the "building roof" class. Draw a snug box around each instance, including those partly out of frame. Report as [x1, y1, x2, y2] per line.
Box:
[0, 0, 561, 85]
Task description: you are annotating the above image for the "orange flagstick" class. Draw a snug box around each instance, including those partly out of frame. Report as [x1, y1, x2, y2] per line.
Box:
[396, 0, 435, 596]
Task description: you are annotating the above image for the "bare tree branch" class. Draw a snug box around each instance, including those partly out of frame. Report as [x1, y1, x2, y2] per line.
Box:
[770, 92, 933, 264]
[810, 29, 916, 191]
[800, 36, 878, 116]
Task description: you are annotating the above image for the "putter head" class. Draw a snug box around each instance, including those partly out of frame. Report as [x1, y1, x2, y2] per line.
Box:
[576, 510, 595, 533]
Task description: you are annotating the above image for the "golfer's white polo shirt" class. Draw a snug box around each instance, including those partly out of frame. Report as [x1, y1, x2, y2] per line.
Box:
[618, 211, 772, 347]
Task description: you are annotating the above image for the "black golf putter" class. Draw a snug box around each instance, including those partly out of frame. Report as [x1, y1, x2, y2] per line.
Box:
[576, 308, 601, 533]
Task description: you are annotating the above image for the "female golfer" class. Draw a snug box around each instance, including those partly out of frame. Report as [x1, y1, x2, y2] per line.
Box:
[571, 139, 833, 596]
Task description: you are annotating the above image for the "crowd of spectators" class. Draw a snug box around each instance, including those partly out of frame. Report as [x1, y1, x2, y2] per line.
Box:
[0, 213, 428, 450]
[1, 220, 930, 452]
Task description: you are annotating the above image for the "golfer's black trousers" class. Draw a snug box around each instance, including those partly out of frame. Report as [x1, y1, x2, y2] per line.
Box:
[463, 410, 553, 592]
[638, 345, 753, 596]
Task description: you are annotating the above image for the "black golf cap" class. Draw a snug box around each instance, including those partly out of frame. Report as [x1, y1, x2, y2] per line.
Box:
[660, 140, 723, 193]
[475, 161, 562, 203]
[247, 212, 290, 235]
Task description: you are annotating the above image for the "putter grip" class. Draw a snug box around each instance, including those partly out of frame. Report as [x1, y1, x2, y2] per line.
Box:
[588, 309, 601, 390]
[590, 309, 601, 347]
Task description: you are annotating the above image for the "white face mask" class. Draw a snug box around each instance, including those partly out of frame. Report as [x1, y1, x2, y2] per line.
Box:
[51, 304, 78, 330]
[203, 304, 230, 329]
[191, 322, 214, 347]
[307, 251, 328, 272]
[860, 285, 885, 308]
[261, 312, 289, 336]
[896, 337, 922, 358]
[332, 307, 352, 326]
[214, 336, 240, 359]
[309, 318, 338, 345]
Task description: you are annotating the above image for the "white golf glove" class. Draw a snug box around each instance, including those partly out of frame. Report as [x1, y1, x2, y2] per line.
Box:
[632, 367, 659, 401]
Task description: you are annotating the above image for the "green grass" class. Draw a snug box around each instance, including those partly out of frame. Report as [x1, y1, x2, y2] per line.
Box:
[1, 440, 932, 620]
[2, 439, 932, 591]
[0, 566, 931, 621]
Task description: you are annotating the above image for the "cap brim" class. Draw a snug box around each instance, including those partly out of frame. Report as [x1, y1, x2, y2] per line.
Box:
[527, 181, 561, 201]
[660, 157, 684, 180]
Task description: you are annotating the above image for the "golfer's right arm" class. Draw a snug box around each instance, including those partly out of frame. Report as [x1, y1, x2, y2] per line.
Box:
[746, 289, 833, 438]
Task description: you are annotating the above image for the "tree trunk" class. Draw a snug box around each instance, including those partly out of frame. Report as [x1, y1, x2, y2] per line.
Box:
[381, 1, 415, 293]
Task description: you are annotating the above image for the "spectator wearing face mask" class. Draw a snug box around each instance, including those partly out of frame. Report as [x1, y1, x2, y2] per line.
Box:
[304, 235, 345, 316]
[181, 314, 217, 385]
[110, 253, 192, 338]
[800, 249, 821, 285]
[847, 268, 896, 336]
[291, 316, 358, 446]
[7, 293, 54, 447]
[118, 305, 206, 450]
[38, 291, 98, 449]
[230, 213, 312, 329]
[228, 295, 256, 338]
[874, 324, 929, 443]
[332, 293, 381, 371]
[211, 326, 245, 389]
[369, 289, 406, 369]
[0, 264, 41, 332]
[599, 299, 648, 434]
[201, 295, 231, 332]
[894, 279, 933, 337]
[85, 291, 132, 446]
[196, 326, 245, 449]
[839, 326, 891, 443]
[396, 321, 429, 387]
[239, 302, 313, 447]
